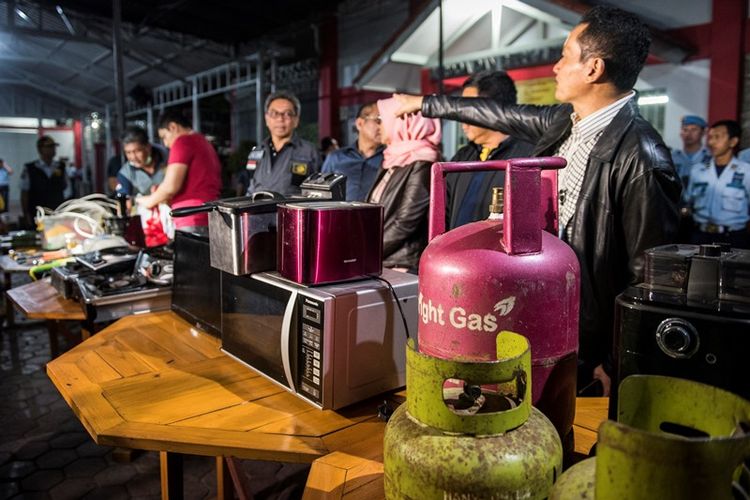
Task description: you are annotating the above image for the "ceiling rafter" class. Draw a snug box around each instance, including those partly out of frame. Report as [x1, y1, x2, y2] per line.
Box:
[5, 66, 106, 107]
[0, 80, 85, 114]
[1, 74, 95, 111]
[0, 54, 112, 86]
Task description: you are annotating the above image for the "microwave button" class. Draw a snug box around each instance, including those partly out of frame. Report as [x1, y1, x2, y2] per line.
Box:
[313, 376, 320, 385]
[313, 351, 320, 360]
[314, 342, 320, 349]
[313, 359, 320, 368]
[313, 367, 320, 377]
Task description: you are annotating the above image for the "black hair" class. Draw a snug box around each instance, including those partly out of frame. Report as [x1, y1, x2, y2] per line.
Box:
[321, 136, 337, 150]
[356, 101, 378, 119]
[710, 120, 742, 140]
[462, 70, 517, 105]
[121, 125, 149, 146]
[264, 90, 301, 116]
[157, 109, 192, 130]
[578, 5, 651, 92]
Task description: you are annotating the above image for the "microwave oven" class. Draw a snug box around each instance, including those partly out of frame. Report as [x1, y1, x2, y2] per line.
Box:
[221, 269, 419, 409]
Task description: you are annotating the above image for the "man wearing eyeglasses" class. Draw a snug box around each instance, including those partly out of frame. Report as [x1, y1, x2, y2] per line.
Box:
[321, 102, 384, 201]
[246, 90, 320, 196]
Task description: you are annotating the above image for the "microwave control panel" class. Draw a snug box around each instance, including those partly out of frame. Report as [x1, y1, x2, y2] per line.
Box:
[297, 295, 324, 405]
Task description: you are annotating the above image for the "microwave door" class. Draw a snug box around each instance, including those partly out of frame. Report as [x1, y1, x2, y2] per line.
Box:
[281, 289, 297, 392]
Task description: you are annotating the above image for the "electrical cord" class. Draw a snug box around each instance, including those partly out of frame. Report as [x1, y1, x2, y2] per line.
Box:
[368, 273, 411, 341]
[367, 273, 413, 423]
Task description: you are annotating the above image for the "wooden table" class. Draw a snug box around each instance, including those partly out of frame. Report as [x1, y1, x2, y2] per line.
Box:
[6, 277, 87, 357]
[0, 253, 35, 327]
[47, 310, 608, 499]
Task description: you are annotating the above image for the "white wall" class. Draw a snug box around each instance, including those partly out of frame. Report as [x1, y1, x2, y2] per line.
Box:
[0, 129, 76, 217]
[0, 130, 40, 216]
[636, 59, 710, 151]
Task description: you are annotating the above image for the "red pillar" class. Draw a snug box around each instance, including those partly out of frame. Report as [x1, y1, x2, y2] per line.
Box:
[708, 0, 747, 123]
[318, 15, 340, 142]
[420, 68, 439, 95]
[73, 120, 83, 169]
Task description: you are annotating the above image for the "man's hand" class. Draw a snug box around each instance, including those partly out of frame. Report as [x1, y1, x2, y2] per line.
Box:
[392, 94, 424, 117]
[593, 364, 611, 397]
[135, 193, 154, 210]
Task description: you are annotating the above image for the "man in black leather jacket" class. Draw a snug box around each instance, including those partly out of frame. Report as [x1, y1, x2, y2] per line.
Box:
[395, 5, 682, 394]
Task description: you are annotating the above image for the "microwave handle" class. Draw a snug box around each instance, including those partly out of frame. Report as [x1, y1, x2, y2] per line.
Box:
[281, 290, 297, 392]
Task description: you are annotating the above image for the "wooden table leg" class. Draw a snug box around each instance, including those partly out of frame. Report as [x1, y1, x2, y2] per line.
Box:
[81, 318, 95, 341]
[225, 457, 254, 500]
[160, 451, 184, 500]
[4, 271, 13, 328]
[46, 320, 60, 359]
[216, 456, 235, 500]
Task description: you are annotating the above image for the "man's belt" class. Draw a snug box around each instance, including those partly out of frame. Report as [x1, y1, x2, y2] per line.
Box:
[697, 222, 741, 234]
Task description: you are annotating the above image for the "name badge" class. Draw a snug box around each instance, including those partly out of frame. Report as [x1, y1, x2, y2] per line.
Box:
[728, 171, 745, 189]
[291, 162, 309, 176]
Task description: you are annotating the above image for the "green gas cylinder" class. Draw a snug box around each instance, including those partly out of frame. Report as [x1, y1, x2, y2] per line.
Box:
[550, 375, 750, 500]
[384, 332, 562, 499]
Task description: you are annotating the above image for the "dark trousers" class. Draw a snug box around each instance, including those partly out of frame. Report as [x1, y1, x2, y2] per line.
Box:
[0, 185, 8, 212]
[691, 228, 750, 249]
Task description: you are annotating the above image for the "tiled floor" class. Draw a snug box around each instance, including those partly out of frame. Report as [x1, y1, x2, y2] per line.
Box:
[0, 294, 309, 499]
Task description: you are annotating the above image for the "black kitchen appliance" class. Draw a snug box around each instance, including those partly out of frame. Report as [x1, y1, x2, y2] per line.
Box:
[51, 261, 93, 300]
[170, 230, 222, 338]
[76, 246, 140, 273]
[300, 172, 346, 200]
[612, 243, 750, 417]
[75, 247, 173, 323]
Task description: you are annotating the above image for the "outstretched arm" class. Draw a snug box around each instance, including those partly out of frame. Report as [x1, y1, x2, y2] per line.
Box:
[137, 162, 188, 209]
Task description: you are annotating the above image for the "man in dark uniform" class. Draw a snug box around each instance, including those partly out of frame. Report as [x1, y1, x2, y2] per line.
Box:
[246, 90, 320, 196]
[21, 135, 67, 226]
[447, 70, 534, 229]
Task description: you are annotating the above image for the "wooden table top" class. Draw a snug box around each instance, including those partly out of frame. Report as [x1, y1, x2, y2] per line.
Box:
[7, 277, 86, 320]
[47, 311, 388, 465]
[46, 310, 609, 499]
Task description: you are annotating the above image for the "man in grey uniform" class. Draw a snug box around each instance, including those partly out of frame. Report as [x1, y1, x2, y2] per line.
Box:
[246, 90, 320, 196]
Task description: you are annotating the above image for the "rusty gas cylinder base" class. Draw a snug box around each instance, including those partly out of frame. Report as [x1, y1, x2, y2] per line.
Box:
[384, 335, 562, 500]
[550, 375, 750, 500]
[384, 404, 562, 500]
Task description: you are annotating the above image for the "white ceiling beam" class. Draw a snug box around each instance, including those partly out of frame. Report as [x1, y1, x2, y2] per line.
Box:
[438, 36, 566, 68]
[499, 18, 537, 48]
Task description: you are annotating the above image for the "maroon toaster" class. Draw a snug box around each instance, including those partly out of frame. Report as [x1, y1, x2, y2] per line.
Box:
[277, 201, 384, 285]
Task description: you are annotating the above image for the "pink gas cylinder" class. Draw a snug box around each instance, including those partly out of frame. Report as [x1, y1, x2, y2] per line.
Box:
[417, 157, 580, 442]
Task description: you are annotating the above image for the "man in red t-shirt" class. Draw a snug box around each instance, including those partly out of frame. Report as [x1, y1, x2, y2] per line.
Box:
[137, 110, 222, 233]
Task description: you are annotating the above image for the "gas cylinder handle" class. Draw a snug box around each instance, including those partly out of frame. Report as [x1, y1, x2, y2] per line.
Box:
[429, 157, 566, 255]
[405, 332, 533, 435]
